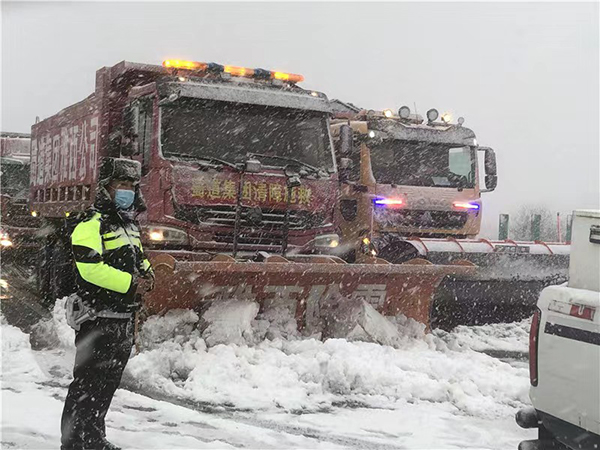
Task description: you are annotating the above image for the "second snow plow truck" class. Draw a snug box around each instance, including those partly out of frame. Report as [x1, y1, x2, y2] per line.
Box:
[330, 104, 570, 329]
[29, 59, 473, 337]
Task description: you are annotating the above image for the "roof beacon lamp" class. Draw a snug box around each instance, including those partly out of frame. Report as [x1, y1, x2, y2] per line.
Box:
[457, 117, 465, 126]
[398, 106, 411, 119]
[383, 109, 394, 118]
[426, 109, 439, 123]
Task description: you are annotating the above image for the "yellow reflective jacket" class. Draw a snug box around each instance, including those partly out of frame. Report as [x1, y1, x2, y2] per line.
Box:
[71, 207, 151, 313]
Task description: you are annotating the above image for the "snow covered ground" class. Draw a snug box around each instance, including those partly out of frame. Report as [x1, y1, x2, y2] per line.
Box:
[1, 299, 535, 449]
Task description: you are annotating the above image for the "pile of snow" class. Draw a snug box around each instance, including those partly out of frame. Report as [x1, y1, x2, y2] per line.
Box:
[30, 296, 75, 350]
[202, 300, 260, 347]
[435, 319, 530, 354]
[126, 308, 530, 419]
[1, 315, 46, 382]
[320, 295, 404, 347]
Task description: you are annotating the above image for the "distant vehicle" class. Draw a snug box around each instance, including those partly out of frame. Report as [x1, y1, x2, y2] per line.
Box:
[329, 105, 569, 329]
[516, 209, 600, 450]
[0, 132, 39, 251]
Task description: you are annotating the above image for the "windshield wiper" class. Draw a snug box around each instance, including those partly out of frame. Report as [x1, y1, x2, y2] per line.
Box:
[248, 153, 325, 177]
[166, 152, 239, 171]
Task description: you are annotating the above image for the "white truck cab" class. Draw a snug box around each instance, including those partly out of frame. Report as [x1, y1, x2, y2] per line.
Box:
[517, 210, 600, 450]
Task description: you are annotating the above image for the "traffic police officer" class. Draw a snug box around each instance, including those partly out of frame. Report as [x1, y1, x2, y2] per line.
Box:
[61, 158, 153, 450]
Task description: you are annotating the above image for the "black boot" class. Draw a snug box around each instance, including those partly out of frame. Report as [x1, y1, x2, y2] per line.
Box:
[96, 439, 122, 450]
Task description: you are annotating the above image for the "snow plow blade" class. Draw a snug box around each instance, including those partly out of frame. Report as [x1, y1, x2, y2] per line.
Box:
[399, 239, 570, 330]
[143, 252, 476, 333]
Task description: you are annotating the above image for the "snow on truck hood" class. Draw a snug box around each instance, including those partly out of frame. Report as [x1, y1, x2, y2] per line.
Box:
[159, 81, 332, 113]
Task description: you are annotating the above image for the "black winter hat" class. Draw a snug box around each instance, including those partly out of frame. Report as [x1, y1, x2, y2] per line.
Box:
[98, 157, 141, 187]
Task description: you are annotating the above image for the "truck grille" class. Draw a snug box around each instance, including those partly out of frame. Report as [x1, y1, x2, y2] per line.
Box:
[1, 201, 38, 228]
[213, 231, 284, 246]
[175, 205, 326, 231]
[375, 209, 469, 230]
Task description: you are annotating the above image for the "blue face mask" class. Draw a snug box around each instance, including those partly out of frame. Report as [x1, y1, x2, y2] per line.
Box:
[114, 189, 135, 209]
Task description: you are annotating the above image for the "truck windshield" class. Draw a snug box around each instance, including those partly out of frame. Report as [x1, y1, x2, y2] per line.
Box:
[370, 140, 476, 188]
[0, 161, 29, 198]
[160, 98, 334, 171]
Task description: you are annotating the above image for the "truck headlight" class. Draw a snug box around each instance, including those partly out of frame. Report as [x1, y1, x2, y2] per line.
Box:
[0, 231, 13, 247]
[145, 226, 188, 245]
[313, 233, 340, 249]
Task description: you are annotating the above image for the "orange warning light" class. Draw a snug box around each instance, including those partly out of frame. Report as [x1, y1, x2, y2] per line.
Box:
[271, 71, 304, 83]
[162, 59, 208, 71]
[224, 65, 255, 78]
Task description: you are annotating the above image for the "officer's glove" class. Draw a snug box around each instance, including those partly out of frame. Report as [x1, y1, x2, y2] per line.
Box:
[136, 277, 153, 295]
[140, 269, 155, 292]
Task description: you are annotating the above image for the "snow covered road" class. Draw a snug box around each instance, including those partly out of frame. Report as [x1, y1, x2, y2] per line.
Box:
[1, 303, 535, 449]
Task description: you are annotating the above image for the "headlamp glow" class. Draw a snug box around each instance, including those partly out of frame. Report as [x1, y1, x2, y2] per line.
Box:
[0, 231, 13, 247]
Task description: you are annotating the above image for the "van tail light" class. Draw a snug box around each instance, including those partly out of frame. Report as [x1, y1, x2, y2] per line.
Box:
[529, 307, 541, 386]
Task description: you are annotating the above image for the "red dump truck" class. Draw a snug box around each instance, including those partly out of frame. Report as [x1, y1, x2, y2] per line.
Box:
[29, 59, 471, 331]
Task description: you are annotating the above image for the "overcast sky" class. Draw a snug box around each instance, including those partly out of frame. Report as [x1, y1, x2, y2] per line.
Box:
[2, 1, 598, 236]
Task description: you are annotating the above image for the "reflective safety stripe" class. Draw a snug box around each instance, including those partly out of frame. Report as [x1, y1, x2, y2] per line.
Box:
[96, 310, 133, 319]
[102, 233, 141, 250]
[142, 259, 151, 271]
[103, 237, 131, 251]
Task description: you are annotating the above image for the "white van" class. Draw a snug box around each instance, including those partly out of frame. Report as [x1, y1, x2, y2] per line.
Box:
[516, 210, 600, 450]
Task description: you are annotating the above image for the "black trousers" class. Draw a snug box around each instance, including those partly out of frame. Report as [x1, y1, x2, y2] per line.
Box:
[61, 317, 134, 449]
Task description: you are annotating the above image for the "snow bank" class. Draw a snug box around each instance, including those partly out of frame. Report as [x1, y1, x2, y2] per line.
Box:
[30, 296, 75, 350]
[127, 309, 530, 419]
[320, 295, 404, 346]
[1, 315, 45, 381]
[202, 300, 259, 347]
[435, 319, 530, 354]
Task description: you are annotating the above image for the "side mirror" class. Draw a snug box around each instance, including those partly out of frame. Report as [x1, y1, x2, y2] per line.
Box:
[479, 147, 497, 192]
[339, 124, 354, 156]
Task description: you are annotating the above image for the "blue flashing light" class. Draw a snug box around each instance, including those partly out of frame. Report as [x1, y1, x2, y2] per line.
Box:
[373, 197, 404, 208]
[453, 201, 480, 210]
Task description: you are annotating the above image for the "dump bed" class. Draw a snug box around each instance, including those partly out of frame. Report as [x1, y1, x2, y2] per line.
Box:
[29, 62, 165, 217]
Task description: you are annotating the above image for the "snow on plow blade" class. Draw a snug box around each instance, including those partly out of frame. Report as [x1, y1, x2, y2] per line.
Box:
[143, 252, 476, 334]
[402, 239, 571, 330]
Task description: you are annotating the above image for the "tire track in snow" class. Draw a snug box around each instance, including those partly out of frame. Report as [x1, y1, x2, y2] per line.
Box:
[119, 380, 408, 450]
